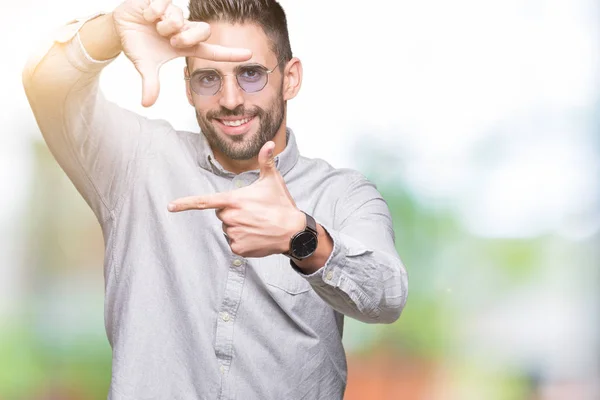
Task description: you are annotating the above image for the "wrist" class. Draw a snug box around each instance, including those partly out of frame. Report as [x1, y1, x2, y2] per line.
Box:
[282, 211, 333, 274]
[282, 209, 307, 254]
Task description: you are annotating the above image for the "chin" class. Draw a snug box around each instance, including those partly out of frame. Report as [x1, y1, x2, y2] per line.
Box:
[217, 131, 264, 161]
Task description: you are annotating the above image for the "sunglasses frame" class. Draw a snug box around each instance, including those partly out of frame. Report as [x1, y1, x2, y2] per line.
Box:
[184, 59, 284, 96]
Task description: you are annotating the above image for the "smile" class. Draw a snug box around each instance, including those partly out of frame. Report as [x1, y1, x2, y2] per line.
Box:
[218, 117, 253, 127]
[214, 116, 256, 136]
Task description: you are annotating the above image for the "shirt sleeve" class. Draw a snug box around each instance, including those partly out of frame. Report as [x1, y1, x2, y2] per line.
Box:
[22, 21, 145, 223]
[295, 175, 409, 324]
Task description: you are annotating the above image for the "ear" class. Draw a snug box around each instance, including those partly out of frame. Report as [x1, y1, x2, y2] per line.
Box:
[282, 57, 303, 101]
[184, 64, 194, 107]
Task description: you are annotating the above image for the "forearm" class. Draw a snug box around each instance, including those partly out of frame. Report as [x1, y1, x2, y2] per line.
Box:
[295, 226, 408, 324]
[79, 13, 122, 61]
[291, 175, 409, 324]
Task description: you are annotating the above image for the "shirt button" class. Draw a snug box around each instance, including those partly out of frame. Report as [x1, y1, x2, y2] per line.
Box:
[234, 180, 244, 188]
[232, 259, 243, 267]
[219, 365, 225, 374]
[325, 271, 334, 281]
[221, 312, 231, 322]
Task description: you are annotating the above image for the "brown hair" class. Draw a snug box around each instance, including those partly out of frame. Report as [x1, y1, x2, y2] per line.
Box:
[188, 0, 293, 67]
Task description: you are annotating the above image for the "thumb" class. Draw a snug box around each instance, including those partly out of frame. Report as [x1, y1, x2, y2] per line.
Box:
[258, 141, 277, 178]
[136, 62, 161, 107]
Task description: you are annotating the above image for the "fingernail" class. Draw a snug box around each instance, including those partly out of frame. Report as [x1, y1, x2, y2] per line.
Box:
[168, 203, 176, 212]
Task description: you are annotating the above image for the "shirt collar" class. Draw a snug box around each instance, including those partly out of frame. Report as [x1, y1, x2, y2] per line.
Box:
[197, 128, 300, 179]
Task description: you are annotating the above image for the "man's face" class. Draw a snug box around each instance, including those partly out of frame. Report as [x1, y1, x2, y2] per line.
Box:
[186, 22, 285, 161]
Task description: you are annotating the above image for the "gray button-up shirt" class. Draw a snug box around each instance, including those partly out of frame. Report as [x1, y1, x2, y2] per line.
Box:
[23, 27, 408, 400]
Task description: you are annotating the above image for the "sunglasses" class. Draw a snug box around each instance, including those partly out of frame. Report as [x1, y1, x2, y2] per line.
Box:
[185, 60, 283, 96]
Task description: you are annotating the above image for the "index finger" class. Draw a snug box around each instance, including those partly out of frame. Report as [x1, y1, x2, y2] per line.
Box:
[172, 21, 252, 62]
[198, 43, 252, 62]
[168, 191, 232, 212]
[182, 42, 253, 62]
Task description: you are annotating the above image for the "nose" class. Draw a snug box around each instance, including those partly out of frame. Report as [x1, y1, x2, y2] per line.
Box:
[218, 75, 245, 111]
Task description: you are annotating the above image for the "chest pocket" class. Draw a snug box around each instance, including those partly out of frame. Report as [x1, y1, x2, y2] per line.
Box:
[254, 254, 312, 295]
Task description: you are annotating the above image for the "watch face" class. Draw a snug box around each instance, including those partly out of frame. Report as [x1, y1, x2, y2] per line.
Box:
[291, 231, 318, 259]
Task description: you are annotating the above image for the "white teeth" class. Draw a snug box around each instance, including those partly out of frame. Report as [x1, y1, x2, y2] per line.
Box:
[222, 117, 250, 127]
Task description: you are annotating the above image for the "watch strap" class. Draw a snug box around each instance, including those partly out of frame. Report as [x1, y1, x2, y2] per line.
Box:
[304, 212, 317, 235]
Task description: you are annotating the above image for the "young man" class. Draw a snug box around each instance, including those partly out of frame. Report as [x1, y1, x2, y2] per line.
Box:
[23, 0, 408, 398]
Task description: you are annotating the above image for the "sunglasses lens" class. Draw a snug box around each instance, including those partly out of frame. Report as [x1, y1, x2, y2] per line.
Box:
[237, 68, 268, 93]
[192, 72, 221, 95]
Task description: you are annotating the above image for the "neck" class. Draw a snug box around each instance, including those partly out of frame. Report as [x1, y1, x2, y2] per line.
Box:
[212, 124, 288, 175]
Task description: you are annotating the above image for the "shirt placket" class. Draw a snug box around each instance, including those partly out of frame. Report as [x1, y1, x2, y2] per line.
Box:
[215, 176, 248, 399]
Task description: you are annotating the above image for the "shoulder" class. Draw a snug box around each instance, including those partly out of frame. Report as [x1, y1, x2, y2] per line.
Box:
[294, 154, 373, 192]
[138, 117, 204, 162]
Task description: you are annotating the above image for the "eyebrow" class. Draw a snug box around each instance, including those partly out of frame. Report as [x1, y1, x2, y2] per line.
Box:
[190, 63, 268, 77]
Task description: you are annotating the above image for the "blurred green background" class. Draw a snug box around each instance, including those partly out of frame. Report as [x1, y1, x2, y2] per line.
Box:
[2, 0, 599, 399]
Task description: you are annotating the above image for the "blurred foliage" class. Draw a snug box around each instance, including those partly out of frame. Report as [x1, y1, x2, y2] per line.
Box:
[0, 142, 112, 399]
[0, 323, 111, 399]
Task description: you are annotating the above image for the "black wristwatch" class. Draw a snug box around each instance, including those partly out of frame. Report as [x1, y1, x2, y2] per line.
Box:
[283, 211, 319, 261]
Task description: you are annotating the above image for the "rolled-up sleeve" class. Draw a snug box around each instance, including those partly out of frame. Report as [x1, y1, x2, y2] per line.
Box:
[298, 175, 408, 324]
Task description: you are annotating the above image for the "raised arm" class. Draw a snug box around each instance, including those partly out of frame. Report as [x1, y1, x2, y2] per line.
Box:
[22, 0, 252, 221]
[22, 12, 142, 222]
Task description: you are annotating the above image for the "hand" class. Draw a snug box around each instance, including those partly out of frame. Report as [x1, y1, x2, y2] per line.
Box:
[167, 141, 306, 258]
[112, 0, 252, 107]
